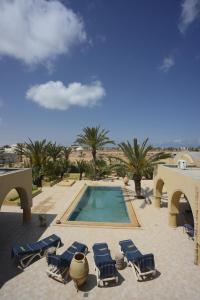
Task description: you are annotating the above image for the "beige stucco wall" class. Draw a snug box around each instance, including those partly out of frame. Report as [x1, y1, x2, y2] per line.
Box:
[0, 169, 32, 221]
[154, 165, 200, 264]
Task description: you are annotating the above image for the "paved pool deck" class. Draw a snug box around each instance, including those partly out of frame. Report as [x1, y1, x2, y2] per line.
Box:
[0, 179, 200, 300]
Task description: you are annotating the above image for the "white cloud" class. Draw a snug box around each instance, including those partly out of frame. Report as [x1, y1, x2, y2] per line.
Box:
[178, 0, 200, 33]
[159, 56, 175, 73]
[26, 80, 106, 110]
[0, 0, 86, 66]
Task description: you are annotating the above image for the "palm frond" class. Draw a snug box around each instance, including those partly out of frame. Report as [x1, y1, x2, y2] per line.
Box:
[117, 138, 171, 180]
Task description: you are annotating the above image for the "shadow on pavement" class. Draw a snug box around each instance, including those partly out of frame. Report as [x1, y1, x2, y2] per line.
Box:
[0, 211, 56, 288]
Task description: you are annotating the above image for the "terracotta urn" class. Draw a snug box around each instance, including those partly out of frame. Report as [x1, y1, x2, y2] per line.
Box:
[69, 252, 89, 290]
[123, 175, 129, 185]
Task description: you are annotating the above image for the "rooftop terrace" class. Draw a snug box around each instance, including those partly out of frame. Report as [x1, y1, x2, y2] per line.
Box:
[164, 165, 200, 180]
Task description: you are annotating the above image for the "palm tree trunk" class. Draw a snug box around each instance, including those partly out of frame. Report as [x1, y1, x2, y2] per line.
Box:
[92, 148, 96, 180]
[133, 176, 143, 198]
[60, 173, 64, 180]
[38, 176, 43, 188]
[79, 171, 83, 180]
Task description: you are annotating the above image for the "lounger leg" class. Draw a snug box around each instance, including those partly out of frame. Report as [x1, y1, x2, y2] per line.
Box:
[135, 269, 141, 281]
[20, 252, 42, 268]
[152, 270, 157, 277]
[97, 279, 102, 287]
[129, 262, 140, 281]
[95, 268, 102, 287]
[47, 267, 69, 284]
[62, 269, 69, 284]
[56, 241, 61, 249]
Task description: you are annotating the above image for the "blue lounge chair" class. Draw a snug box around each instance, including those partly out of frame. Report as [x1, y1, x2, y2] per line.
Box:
[119, 239, 156, 281]
[46, 241, 88, 283]
[11, 234, 61, 268]
[93, 242, 118, 287]
[183, 224, 194, 239]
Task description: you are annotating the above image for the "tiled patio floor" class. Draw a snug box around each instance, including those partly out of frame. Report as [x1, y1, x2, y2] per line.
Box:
[0, 180, 199, 300]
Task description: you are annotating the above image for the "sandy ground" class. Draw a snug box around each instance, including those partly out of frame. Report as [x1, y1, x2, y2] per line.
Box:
[0, 179, 200, 300]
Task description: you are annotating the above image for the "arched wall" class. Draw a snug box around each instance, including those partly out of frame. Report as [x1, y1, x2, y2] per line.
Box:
[170, 190, 184, 214]
[169, 189, 195, 228]
[156, 178, 165, 197]
[0, 169, 32, 222]
[0, 186, 31, 209]
[154, 164, 200, 264]
[154, 166, 196, 216]
[154, 178, 165, 207]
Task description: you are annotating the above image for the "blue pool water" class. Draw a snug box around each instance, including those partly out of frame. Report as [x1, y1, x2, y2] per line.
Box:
[68, 186, 130, 223]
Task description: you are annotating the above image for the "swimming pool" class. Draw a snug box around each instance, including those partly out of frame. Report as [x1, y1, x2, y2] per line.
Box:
[68, 186, 130, 223]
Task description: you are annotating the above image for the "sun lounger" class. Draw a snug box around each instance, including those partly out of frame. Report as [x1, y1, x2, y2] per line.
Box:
[119, 239, 156, 281]
[46, 241, 88, 283]
[183, 224, 194, 239]
[11, 234, 61, 268]
[93, 242, 118, 287]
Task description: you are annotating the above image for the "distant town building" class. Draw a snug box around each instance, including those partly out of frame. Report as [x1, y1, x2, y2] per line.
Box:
[0, 144, 18, 165]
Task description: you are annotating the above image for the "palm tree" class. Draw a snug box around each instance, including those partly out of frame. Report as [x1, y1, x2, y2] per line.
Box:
[14, 143, 24, 163]
[44, 159, 69, 181]
[57, 159, 70, 179]
[75, 126, 114, 179]
[95, 158, 112, 179]
[62, 146, 72, 161]
[24, 139, 49, 186]
[118, 138, 171, 198]
[47, 142, 63, 162]
[24, 139, 49, 167]
[76, 160, 88, 180]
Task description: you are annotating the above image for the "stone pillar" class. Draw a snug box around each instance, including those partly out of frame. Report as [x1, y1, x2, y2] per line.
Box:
[154, 196, 161, 208]
[168, 212, 177, 227]
[23, 207, 31, 223]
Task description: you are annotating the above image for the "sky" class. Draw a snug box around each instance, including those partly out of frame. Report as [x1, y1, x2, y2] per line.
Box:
[0, 0, 200, 147]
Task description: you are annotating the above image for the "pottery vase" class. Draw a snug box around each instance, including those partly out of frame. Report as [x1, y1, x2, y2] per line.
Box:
[69, 252, 89, 290]
[123, 175, 129, 185]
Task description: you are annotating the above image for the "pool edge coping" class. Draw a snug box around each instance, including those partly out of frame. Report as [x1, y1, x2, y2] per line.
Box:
[54, 183, 141, 229]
